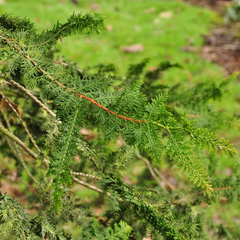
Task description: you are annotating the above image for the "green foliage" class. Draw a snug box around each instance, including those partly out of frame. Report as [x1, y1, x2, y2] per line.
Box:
[101, 176, 181, 240]
[0, 191, 31, 239]
[0, 191, 72, 239]
[82, 219, 132, 240]
[0, 12, 239, 239]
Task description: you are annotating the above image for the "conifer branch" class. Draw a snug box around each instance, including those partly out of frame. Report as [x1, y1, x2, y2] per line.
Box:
[104, 176, 181, 240]
[0, 112, 38, 183]
[167, 133, 213, 192]
[136, 153, 165, 189]
[0, 72, 56, 118]
[182, 113, 237, 155]
[37, 12, 105, 47]
[0, 90, 41, 153]
[0, 110, 18, 157]
[0, 35, 182, 130]
[2, 34, 237, 193]
[53, 60, 83, 73]
[136, 152, 176, 191]
[0, 121, 38, 159]
[14, 145, 38, 184]
[70, 171, 101, 180]
[119, 138, 175, 190]
[1, 35, 151, 124]
[153, 167, 176, 191]
[63, 169, 101, 180]
[73, 177, 112, 198]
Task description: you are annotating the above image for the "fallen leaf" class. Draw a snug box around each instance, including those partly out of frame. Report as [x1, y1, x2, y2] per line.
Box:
[154, 18, 160, 24]
[201, 201, 208, 208]
[221, 197, 228, 204]
[1, 99, 23, 117]
[71, 0, 79, 5]
[202, 46, 212, 53]
[224, 167, 232, 177]
[90, 2, 100, 11]
[159, 11, 172, 19]
[144, 7, 156, 14]
[94, 207, 103, 216]
[120, 43, 144, 53]
[124, 176, 132, 184]
[106, 25, 113, 31]
[135, 25, 141, 32]
[234, 216, 240, 223]
[147, 66, 158, 72]
[80, 128, 97, 140]
[213, 214, 222, 224]
[180, 46, 197, 52]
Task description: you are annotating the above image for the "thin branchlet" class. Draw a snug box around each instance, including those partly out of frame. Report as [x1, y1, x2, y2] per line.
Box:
[0, 121, 38, 159]
[1, 73, 56, 118]
[0, 90, 41, 153]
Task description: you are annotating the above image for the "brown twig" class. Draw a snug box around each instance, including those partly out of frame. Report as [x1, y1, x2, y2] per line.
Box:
[135, 153, 164, 189]
[73, 177, 112, 198]
[0, 111, 38, 183]
[173, 186, 232, 204]
[136, 153, 176, 191]
[70, 171, 101, 180]
[0, 73, 57, 118]
[0, 90, 41, 153]
[53, 60, 83, 73]
[0, 121, 38, 159]
[153, 167, 176, 191]
[0, 111, 18, 157]
[118, 136, 175, 190]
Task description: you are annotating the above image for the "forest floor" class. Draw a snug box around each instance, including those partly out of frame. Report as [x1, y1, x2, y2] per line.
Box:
[187, 0, 240, 75]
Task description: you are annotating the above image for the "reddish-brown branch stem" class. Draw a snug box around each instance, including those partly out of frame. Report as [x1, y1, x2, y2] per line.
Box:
[0, 35, 147, 124]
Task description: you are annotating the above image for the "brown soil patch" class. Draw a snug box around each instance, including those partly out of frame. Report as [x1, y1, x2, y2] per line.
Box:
[185, 0, 231, 11]
[186, 0, 240, 75]
[202, 27, 240, 75]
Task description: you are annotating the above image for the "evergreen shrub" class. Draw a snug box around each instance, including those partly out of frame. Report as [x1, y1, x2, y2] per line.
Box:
[0, 12, 239, 239]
